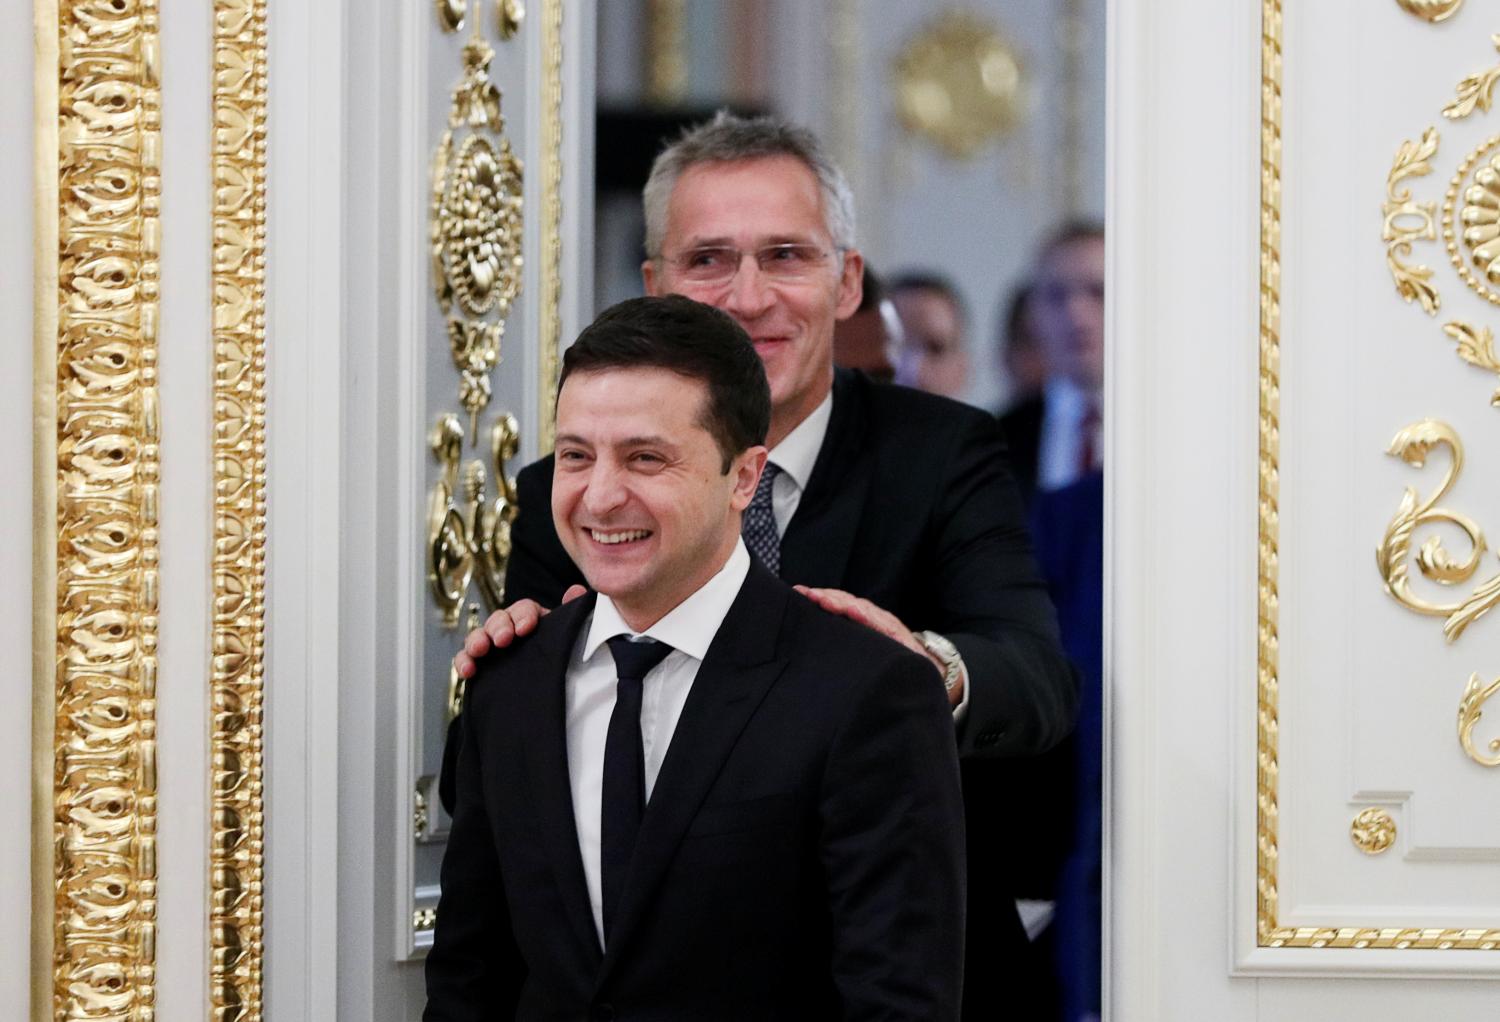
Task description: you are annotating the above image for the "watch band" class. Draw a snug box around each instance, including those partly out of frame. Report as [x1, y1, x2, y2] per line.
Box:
[917, 630, 962, 692]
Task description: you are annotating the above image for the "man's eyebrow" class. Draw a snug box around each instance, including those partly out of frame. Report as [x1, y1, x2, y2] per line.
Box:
[554, 433, 591, 447]
[615, 435, 676, 450]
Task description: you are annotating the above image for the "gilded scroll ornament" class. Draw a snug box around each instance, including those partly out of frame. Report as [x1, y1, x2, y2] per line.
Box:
[1439, 320, 1500, 402]
[1350, 808, 1397, 855]
[428, 415, 477, 626]
[427, 413, 520, 627]
[497, 0, 524, 40]
[1376, 420, 1500, 641]
[48, 0, 163, 1016]
[474, 413, 521, 610]
[1458, 672, 1500, 766]
[431, 33, 523, 442]
[212, 0, 269, 1016]
[436, 0, 466, 33]
[1385, 128, 1441, 314]
[893, 11, 1025, 160]
[1397, 0, 1466, 23]
[1445, 35, 1500, 121]
[449, 318, 503, 438]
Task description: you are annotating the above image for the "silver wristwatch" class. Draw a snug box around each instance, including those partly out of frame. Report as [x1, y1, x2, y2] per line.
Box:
[917, 630, 962, 693]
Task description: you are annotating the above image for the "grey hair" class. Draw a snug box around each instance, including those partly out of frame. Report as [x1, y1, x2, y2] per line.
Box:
[641, 111, 857, 260]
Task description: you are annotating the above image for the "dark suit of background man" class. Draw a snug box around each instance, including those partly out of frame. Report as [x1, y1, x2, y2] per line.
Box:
[426, 295, 966, 1020]
[454, 113, 1078, 1019]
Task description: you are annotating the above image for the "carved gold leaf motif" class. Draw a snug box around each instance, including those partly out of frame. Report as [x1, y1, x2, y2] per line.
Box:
[1440, 320, 1500, 403]
[1445, 35, 1500, 120]
[51, 0, 162, 1015]
[431, 33, 524, 444]
[1376, 420, 1500, 641]
[212, 0, 267, 1016]
[475, 414, 521, 610]
[497, 0, 524, 40]
[1350, 808, 1397, 855]
[436, 0, 466, 33]
[1458, 672, 1500, 766]
[427, 413, 520, 626]
[1385, 128, 1442, 314]
[1397, 0, 1466, 23]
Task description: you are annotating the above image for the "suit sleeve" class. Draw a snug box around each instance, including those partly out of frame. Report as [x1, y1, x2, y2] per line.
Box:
[424, 689, 525, 1020]
[820, 650, 966, 1020]
[929, 411, 1080, 759]
[503, 457, 586, 606]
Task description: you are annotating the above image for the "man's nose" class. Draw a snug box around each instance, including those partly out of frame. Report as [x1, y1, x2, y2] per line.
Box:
[581, 463, 628, 516]
[720, 255, 775, 320]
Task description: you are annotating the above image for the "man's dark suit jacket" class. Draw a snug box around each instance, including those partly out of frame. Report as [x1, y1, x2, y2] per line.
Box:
[424, 563, 966, 1021]
[995, 392, 1045, 507]
[493, 369, 1078, 1019]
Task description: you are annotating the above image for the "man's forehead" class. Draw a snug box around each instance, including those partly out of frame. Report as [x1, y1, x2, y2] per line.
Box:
[663, 158, 827, 244]
[557, 367, 710, 427]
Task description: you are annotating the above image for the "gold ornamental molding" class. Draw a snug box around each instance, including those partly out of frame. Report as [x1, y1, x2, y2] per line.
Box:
[1396, 0, 1466, 24]
[536, 0, 564, 454]
[1459, 672, 1500, 767]
[1376, 420, 1500, 642]
[431, 24, 524, 443]
[892, 11, 1025, 161]
[427, 413, 520, 626]
[37, 1, 162, 1017]
[211, 0, 269, 1016]
[1254, 4, 1500, 952]
[1350, 808, 1398, 855]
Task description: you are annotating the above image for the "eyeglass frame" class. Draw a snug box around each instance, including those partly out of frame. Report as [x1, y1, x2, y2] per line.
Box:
[657, 241, 848, 286]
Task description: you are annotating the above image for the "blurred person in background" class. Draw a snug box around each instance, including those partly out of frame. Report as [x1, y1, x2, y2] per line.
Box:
[1027, 222, 1105, 495]
[890, 272, 971, 403]
[995, 281, 1045, 504]
[831, 265, 901, 383]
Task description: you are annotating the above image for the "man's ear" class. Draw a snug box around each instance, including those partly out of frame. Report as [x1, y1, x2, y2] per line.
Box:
[834, 248, 865, 321]
[729, 446, 770, 512]
[642, 259, 662, 296]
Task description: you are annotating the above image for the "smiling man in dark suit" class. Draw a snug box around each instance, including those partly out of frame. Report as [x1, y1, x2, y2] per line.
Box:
[424, 295, 965, 1020]
[452, 113, 1077, 1019]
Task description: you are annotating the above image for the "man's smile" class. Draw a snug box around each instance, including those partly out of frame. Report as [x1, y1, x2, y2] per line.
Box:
[585, 527, 654, 546]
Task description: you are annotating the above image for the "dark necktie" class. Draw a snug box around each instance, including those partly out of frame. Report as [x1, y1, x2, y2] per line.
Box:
[1077, 398, 1101, 478]
[601, 635, 674, 942]
[742, 462, 782, 574]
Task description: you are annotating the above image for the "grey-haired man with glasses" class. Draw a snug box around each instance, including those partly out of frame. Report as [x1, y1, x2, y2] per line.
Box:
[451, 112, 1078, 1018]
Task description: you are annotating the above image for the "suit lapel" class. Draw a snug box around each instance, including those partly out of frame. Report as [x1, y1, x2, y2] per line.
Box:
[516, 592, 607, 964]
[779, 369, 872, 588]
[596, 565, 792, 982]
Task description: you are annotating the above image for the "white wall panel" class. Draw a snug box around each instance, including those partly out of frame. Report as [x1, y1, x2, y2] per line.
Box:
[1113, 0, 1500, 1016]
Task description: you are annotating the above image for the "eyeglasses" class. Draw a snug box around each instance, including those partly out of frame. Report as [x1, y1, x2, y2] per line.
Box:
[663, 243, 836, 285]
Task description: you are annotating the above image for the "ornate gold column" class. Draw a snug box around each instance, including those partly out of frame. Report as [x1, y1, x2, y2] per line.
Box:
[36, 2, 162, 1018]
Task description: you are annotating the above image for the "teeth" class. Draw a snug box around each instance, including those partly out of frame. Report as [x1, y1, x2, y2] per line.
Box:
[590, 529, 650, 545]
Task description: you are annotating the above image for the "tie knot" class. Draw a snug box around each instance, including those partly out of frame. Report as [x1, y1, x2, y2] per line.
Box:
[606, 636, 674, 682]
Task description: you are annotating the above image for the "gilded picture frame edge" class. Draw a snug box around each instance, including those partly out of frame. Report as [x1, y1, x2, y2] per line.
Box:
[32, 0, 59, 1018]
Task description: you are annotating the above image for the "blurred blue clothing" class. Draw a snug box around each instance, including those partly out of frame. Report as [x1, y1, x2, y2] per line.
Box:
[1030, 471, 1104, 1021]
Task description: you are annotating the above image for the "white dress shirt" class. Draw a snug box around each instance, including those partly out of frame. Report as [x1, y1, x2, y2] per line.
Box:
[565, 540, 751, 945]
[767, 390, 832, 534]
[1037, 376, 1103, 493]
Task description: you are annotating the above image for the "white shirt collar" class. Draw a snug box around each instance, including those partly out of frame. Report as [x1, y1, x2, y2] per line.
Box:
[1044, 375, 1099, 422]
[582, 540, 751, 662]
[767, 390, 833, 492]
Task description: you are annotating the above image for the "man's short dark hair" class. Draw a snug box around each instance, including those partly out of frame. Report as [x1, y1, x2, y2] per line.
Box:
[560, 295, 771, 471]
